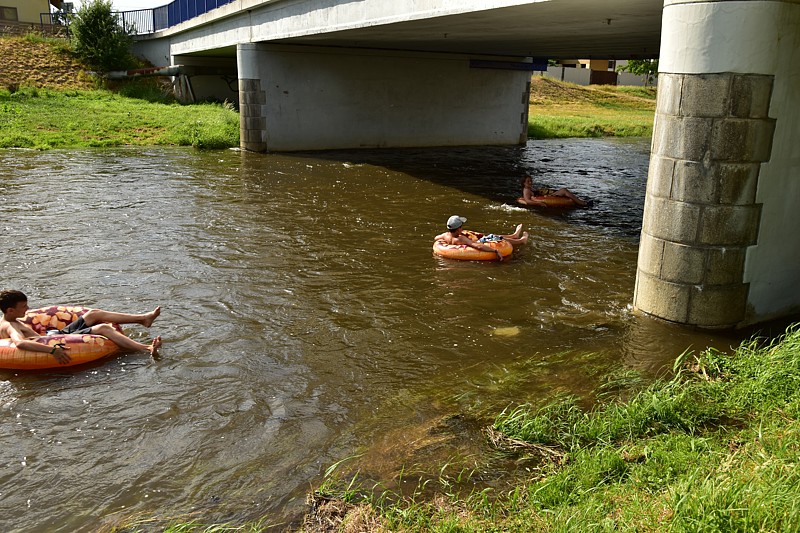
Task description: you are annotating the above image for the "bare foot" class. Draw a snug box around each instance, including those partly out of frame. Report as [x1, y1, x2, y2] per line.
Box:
[519, 231, 529, 245]
[149, 335, 162, 356]
[142, 306, 161, 328]
[512, 224, 524, 239]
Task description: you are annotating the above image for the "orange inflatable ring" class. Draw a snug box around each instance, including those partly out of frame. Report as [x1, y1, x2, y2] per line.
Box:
[517, 196, 577, 208]
[433, 230, 513, 261]
[0, 306, 121, 370]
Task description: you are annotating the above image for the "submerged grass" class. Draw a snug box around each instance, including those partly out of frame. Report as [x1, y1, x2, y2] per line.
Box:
[297, 324, 800, 532]
[0, 86, 239, 150]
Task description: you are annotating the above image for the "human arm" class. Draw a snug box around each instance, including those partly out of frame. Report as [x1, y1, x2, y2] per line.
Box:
[7, 326, 71, 364]
[459, 236, 504, 260]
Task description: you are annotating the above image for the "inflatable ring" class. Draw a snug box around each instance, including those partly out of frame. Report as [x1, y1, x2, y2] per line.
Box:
[0, 306, 121, 370]
[433, 230, 513, 261]
[517, 196, 577, 208]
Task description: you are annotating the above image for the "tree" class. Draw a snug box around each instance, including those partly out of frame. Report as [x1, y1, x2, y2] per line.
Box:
[71, 0, 134, 71]
[617, 59, 659, 87]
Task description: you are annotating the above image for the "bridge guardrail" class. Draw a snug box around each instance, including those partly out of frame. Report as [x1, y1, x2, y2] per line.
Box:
[43, 0, 234, 37]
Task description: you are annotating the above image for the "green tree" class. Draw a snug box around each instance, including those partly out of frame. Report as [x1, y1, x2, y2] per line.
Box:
[71, 0, 134, 71]
[617, 59, 659, 87]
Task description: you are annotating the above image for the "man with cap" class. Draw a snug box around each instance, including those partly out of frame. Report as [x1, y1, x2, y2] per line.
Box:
[434, 215, 528, 261]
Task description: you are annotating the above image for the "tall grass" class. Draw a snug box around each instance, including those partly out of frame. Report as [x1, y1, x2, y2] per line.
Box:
[297, 324, 800, 532]
[0, 87, 239, 150]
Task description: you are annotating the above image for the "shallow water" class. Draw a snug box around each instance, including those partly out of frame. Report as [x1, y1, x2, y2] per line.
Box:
[0, 140, 752, 531]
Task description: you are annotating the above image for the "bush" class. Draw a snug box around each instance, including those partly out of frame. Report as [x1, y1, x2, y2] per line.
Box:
[71, 0, 134, 71]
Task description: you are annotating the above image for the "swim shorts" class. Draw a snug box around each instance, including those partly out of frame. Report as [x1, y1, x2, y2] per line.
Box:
[49, 317, 93, 336]
[478, 234, 504, 243]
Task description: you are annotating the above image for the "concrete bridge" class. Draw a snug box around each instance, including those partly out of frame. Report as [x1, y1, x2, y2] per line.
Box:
[131, 0, 800, 330]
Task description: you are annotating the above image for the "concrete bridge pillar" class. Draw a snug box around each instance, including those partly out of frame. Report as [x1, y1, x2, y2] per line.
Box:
[235, 43, 532, 152]
[634, 0, 800, 328]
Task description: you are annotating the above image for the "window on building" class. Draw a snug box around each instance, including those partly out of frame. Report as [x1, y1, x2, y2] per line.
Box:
[0, 6, 19, 21]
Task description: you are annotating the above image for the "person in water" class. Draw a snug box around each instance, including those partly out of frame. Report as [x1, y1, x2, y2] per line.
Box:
[0, 290, 163, 364]
[434, 215, 529, 261]
[518, 174, 590, 207]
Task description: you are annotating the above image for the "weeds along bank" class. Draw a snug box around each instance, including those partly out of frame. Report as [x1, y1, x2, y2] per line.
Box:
[297, 324, 800, 533]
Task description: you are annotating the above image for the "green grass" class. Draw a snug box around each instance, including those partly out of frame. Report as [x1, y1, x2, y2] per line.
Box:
[297, 324, 800, 532]
[528, 77, 657, 139]
[0, 86, 239, 150]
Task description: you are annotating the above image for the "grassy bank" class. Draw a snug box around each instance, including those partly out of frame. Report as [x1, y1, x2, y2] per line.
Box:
[0, 86, 239, 149]
[528, 76, 656, 139]
[298, 324, 800, 532]
[0, 34, 239, 150]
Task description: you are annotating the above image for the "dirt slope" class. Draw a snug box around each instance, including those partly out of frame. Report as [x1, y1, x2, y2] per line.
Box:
[0, 36, 93, 90]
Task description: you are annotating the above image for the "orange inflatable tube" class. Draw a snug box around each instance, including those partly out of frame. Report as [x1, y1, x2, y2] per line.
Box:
[0, 306, 120, 370]
[433, 230, 513, 261]
[517, 196, 577, 208]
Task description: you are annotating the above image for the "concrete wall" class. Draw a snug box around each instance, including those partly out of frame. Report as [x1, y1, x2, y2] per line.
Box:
[238, 44, 532, 151]
[634, 0, 800, 327]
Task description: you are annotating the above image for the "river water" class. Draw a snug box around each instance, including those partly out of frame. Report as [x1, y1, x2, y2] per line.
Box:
[0, 139, 753, 531]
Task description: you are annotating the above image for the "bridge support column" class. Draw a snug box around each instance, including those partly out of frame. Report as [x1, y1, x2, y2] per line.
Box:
[634, 0, 800, 327]
[235, 44, 532, 152]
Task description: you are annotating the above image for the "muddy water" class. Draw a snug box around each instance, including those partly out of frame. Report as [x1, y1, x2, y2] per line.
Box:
[0, 140, 751, 531]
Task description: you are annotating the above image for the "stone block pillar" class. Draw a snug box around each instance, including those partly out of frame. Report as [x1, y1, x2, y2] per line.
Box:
[237, 43, 268, 152]
[634, 0, 800, 328]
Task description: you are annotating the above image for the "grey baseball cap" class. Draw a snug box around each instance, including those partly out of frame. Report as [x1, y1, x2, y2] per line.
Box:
[447, 215, 466, 230]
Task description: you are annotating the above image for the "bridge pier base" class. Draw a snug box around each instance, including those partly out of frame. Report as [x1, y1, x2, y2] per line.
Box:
[634, 0, 800, 328]
[236, 43, 532, 152]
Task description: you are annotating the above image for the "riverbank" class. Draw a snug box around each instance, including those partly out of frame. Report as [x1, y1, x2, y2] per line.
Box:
[297, 324, 800, 532]
[0, 34, 238, 149]
[1, 35, 654, 150]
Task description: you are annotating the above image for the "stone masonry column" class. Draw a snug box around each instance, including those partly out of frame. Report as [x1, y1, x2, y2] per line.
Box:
[633, 0, 796, 328]
[237, 43, 268, 152]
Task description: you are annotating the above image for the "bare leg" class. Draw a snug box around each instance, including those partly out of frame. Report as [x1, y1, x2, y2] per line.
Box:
[91, 325, 161, 356]
[553, 188, 588, 207]
[82, 306, 161, 327]
[501, 224, 524, 240]
[503, 231, 529, 246]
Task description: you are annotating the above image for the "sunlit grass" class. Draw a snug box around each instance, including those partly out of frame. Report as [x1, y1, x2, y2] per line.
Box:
[298, 324, 800, 532]
[0, 86, 239, 150]
[528, 77, 656, 139]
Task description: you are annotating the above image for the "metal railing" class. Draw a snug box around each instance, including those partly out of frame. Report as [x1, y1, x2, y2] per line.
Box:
[41, 0, 236, 37]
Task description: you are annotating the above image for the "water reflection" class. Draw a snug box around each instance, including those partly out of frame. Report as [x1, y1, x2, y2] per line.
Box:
[0, 139, 759, 531]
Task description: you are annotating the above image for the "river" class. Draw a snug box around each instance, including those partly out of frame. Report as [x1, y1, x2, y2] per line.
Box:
[0, 139, 752, 531]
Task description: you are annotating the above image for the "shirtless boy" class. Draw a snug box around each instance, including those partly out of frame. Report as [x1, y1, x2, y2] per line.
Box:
[519, 175, 590, 207]
[0, 290, 162, 364]
[434, 215, 529, 261]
